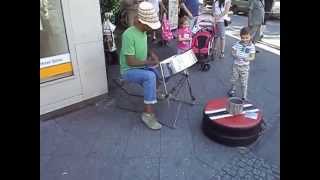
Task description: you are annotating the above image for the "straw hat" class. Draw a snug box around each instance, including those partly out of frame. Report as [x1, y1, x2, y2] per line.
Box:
[137, 1, 161, 30]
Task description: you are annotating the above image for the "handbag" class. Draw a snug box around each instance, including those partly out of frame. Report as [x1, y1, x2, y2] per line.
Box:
[224, 19, 231, 27]
[224, 15, 232, 27]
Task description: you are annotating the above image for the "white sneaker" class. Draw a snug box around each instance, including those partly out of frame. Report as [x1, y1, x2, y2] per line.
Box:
[141, 113, 162, 130]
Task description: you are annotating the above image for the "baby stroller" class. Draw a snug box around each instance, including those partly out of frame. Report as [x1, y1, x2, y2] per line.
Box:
[191, 14, 215, 72]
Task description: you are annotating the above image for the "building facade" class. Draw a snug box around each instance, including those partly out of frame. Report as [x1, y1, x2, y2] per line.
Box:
[40, 0, 108, 115]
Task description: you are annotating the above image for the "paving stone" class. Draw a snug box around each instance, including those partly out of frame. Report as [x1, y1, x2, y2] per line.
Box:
[244, 175, 251, 180]
[222, 174, 232, 180]
[41, 35, 279, 180]
[231, 177, 241, 180]
[228, 168, 237, 177]
[273, 173, 280, 179]
[266, 174, 275, 180]
[266, 169, 273, 175]
[238, 168, 246, 177]
[262, 162, 271, 169]
[238, 161, 246, 168]
[272, 167, 280, 175]
[247, 160, 254, 166]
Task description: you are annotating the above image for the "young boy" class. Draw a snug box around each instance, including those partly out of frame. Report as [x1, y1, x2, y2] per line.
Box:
[228, 27, 256, 101]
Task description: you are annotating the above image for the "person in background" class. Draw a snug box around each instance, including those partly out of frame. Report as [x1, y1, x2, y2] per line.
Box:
[147, 0, 162, 42]
[212, 0, 231, 59]
[180, 0, 199, 29]
[248, 0, 265, 53]
[120, 0, 144, 27]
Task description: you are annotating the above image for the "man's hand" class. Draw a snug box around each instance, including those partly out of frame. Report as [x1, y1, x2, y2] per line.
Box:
[231, 48, 237, 58]
[145, 57, 159, 66]
[246, 53, 255, 61]
[151, 57, 159, 64]
[148, 48, 160, 64]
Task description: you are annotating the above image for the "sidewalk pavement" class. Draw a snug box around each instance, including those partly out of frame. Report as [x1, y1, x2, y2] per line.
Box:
[201, 6, 280, 50]
[41, 35, 280, 180]
[226, 18, 280, 50]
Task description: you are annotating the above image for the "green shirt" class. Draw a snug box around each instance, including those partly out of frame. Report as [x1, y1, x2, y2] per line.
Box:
[119, 26, 148, 74]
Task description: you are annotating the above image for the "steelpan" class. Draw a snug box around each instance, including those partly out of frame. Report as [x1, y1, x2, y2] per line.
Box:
[159, 49, 198, 79]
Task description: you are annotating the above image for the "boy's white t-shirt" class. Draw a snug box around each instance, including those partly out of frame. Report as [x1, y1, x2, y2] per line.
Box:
[232, 41, 255, 66]
[213, 0, 231, 22]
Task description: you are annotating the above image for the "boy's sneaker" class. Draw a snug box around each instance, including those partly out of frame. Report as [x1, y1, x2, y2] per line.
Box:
[228, 89, 236, 97]
[141, 113, 162, 130]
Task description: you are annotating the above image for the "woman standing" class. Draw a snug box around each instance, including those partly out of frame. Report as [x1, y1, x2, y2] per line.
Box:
[248, 0, 265, 46]
[147, 0, 162, 42]
[212, 0, 231, 59]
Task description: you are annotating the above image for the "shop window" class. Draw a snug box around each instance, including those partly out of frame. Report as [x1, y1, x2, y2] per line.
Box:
[40, 0, 73, 83]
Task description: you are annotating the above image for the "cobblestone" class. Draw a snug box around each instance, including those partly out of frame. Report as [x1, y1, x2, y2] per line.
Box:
[245, 166, 253, 172]
[272, 167, 280, 174]
[244, 175, 251, 180]
[266, 175, 273, 180]
[222, 167, 231, 174]
[254, 160, 262, 167]
[274, 173, 280, 179]
[214, 150, 280, 179]
[212, 175, 221, 180]
[223, 175, 232, 180]
[220, 171, 226, 176]
[266, 169, 273, 175]
[231, 177, 240, 180]
[262, 162, 271, 169]
[238, 161, 246, 168]
[229, 168, 237, 177]
[238, 168, 246, 177]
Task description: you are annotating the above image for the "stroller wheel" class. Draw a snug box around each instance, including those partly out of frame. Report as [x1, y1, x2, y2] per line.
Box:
[201, 64, 211, 72]
[210, 54, 215, 61]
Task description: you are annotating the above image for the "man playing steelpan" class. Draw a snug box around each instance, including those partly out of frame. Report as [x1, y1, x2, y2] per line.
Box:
[119, 2, 163, 130]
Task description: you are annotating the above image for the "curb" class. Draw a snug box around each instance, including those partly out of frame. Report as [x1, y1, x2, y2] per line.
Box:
[225, 31, 280, 55]
[257, 40, 280, 50]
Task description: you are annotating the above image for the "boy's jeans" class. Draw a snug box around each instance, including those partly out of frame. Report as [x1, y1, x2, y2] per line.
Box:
[122, 68, 157, 104]
[230, 64, 250, 99]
